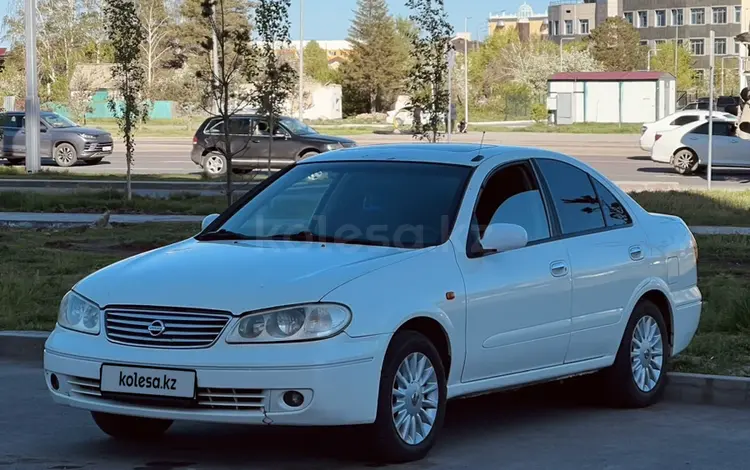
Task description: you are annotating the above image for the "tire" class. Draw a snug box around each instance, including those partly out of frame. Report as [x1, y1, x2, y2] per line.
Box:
[84, 157, 104, 166]
[203, 152, 227, 177]
[54, 143, 78, 167]
[603, 299, 669, 408]
[672, 148, 699, 175]
[91, 412, 173, 441]
[6, 157, 24, 165]
[298, 150, 319, 161]
[369, 330, 447, 464]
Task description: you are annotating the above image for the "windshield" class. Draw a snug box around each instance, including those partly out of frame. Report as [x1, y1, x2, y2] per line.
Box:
[42, 114, 79, 128]
[208, 161, 472, 248]
[280, 117, 317, 135]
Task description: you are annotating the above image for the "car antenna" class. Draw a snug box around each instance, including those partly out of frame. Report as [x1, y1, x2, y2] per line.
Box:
[472, 132, 486, 162]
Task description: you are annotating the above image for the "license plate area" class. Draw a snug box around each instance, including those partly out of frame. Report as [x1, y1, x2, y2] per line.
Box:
[100, 364, 196, 399]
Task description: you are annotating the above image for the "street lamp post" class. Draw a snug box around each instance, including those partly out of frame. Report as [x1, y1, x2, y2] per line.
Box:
[298, 0, 304, 120]
[464, 17, 470, 130]
[25, 0, 41, 173]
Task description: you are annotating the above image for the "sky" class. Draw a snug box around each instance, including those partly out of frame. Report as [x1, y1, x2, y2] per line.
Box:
[0, 0, 551, 47]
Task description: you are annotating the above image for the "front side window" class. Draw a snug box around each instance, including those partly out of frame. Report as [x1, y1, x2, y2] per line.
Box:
[672, 9, 684, 26]
[42, 114, 78, 129]
[472, 162, 551, 246]
[535, 159, 606, 236]
[279, 117, 317, 135]
[713, 7, 727, 24]
[691, 8, 705, 25]
[211, 161, 472, 248]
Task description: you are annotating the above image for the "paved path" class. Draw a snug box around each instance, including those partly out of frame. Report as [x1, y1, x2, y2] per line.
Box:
[2, 360, 749, 469]
[6, 132, 750, 190]
[2, 212, 749, 235]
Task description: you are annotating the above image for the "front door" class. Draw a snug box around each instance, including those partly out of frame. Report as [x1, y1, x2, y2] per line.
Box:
[458, 160, 573, 382]
[249, 118, 298, 169]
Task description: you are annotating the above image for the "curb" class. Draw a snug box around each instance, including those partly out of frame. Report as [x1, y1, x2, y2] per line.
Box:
[2, 332, 749, 407]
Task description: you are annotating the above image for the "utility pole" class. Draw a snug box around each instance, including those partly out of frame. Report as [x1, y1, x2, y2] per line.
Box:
[25, 0, 41, 173]
[211, 4, 219, 115]
[708, 30, 715, 190]
[464, 17, 470, 130]
[298, 0, 304, 120]
[674, 23, 678, 80]
[447, 48, 455, 142]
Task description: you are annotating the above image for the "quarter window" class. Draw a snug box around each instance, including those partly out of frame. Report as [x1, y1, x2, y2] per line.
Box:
[591, 179, 632, 227]
[535, 159, 605, 236]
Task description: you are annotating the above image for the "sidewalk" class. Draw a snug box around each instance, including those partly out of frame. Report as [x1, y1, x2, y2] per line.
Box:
[0, 211, 749, 235]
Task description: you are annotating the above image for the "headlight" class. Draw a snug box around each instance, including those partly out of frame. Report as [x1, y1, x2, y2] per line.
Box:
[57, 291, 101, 335]
[78, 133, 97, 140]
[324, 143, 343, 151]
[226, 304, 351, 343]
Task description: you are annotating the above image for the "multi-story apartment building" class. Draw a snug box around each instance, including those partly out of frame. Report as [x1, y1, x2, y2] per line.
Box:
[488, 3, 549, 38]
[548, 0, 597, 43]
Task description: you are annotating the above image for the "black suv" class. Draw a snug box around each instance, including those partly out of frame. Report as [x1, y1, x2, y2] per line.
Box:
[190, 114, 357, 176]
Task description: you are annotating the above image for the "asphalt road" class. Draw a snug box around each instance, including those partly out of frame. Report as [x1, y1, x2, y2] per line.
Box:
[3, 359, 750, 469]
[15, 132, 750, 190]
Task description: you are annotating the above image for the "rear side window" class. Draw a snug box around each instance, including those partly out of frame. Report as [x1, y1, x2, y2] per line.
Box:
[690, 122, 734, 136]
[670, 115, 699, 126]
[535, 159, 605, 236]
[591, 178, 632, 227]
[0, 114, 22, 128]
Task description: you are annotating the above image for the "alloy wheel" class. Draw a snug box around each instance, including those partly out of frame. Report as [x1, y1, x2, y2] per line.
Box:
[391, 352, 439, 446]
[630, 315, 664, 393]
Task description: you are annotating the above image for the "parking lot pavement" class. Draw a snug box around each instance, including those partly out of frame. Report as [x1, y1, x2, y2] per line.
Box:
[3, 360, 750, 469]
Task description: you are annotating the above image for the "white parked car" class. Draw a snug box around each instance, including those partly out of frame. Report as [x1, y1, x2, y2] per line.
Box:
[639, 110, 736, 151]
[650, 117, 744, 175]
[44, 144, 701, 463]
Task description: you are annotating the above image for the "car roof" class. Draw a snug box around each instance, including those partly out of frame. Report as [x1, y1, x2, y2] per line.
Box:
[299, 143, 566, 167]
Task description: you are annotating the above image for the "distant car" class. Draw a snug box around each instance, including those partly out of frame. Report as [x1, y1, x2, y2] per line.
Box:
[650, 117, 743, 174]
[0, 112, 113, 167]
[639, 110, 736, 151]
[44, 143, 700, 463]
[190, 115, 357, 176]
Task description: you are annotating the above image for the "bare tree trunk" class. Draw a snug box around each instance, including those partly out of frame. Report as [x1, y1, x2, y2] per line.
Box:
[224, 94, 233, 207]
[268, 111, 274, 175]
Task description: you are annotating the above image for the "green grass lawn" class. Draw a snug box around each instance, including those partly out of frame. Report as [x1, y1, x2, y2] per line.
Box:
[472, 122, 644, 134]
[0, 226, 747, 377]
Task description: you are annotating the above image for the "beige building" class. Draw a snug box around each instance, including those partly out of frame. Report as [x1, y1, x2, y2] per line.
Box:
[488, 3, 549, 38]
[548, 0, 597, 43]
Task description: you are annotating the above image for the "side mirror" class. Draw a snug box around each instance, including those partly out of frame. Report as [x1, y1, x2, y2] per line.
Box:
[480, 223, 528, 254]
[201, 213, 220, 231]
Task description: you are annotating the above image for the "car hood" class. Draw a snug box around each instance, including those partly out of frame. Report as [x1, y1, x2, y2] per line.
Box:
[301, 133, 356, 145]
[54, 126, 111, 136]
[73, 238, 422, 314]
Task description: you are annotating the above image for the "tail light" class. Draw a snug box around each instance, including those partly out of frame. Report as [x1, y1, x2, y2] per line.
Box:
[192, 136, 198, 145]
[654, 133, 662, 141]
[689, 230, 698, 262]
[641, 126, 647, 134]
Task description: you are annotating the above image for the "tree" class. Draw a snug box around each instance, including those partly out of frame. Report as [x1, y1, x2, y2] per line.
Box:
[250, 0, 297, 173]
[343, 0, 405, 113]
[304, 40, 333, 83]
[80, 0, 111, 64]
[649, 42, 695, 92]
[196, 0, 255, 206]
[405, 0, 454, 142]
[104, 0, 149, 201]
[138, 0, 179, 95]
[589, 17, 645, 71]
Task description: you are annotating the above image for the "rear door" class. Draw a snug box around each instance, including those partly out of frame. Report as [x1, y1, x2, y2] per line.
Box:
[534, 158, 650, 362]
[2, 114, 23, 156]
[684, 121, 737, 166]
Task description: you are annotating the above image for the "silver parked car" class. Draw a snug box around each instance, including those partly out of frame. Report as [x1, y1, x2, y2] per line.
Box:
[0, 112, 114, 167]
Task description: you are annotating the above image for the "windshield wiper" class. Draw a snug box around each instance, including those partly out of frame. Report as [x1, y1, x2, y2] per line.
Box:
[266, 230, 333, 242]
[195, 229, 253, 241]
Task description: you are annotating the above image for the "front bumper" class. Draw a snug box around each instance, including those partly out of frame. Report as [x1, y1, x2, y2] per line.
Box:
[44, 327, 389, 426]
[81, 141, 114, 159]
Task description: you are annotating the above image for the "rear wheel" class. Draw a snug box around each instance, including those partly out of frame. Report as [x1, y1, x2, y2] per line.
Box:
[369, 331, 447, 463]
[203, 152, 227, 177]
[91, 412, 173, 441]
[672, 149, 699, 175]
[603, 299, 669, 408]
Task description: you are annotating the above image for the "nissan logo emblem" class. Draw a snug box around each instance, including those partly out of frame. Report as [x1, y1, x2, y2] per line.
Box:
[148, 320, 166, 337]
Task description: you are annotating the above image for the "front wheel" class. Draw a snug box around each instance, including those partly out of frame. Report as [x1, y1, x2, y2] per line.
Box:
[603, 299, 669, 408]
[370, 331, 447, 463]
[91, 412, 173, 441]
[672, 149, 699, 175]
[54, 143, 78, 167]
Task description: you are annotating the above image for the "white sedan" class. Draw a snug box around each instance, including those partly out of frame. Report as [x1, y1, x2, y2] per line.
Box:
[44, 144, 701, 463]
[650, 117, 745, 175]
[639, 110, 736, 151]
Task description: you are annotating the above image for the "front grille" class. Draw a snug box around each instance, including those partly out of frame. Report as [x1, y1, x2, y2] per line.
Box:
[68, 376, 102, 398]
[84, 142, 113, 152]
[105, 307, 232, 348]
[197, 388, 267, 410]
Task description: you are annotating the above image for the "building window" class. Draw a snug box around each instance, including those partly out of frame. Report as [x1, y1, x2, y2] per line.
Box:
[690, 38, 705, 55]
[671, 9, 684, 26]
[638, 11, 648, 28]
[691, 8, 705, 25]
[715, 38, 727, 55]
[713, 7, 727, 24]
[553, 20, 559, 36]
[676, 38, 685, 47]
[735, 6, 742, 23]
[694, 69, 705, 83]
[655, 39, 666, 46]
[564, 19, 573, 35]
[624, 12, 634, 25]
[736, 40, 741, 54]
[640, 40, 648, 46]
[579, 19, 589, 34]
[656, 10, 666, 27]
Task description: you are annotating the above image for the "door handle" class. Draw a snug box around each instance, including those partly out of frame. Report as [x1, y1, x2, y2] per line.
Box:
[629, 245, 644, 261]
[549, 260, 569, 277]
[251, 139, 261, 143]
